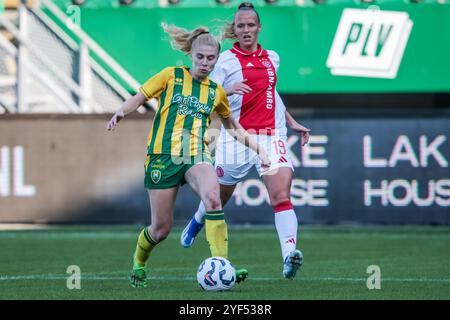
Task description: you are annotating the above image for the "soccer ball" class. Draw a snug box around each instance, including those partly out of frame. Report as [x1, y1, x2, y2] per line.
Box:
[196, 257, 236, 292]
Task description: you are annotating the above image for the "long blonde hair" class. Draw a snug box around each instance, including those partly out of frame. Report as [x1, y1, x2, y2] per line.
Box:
[161, 22, 221, 54]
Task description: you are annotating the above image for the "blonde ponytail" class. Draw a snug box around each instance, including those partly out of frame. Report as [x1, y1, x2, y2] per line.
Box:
[221, 21, 236, 41]
[161, 22, 220, 54]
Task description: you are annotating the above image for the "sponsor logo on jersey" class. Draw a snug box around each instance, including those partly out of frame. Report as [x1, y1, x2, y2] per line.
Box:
[172, 93, 212, 119]
[246, 62, 255, 67]
[327, 8, 413, 79]
[265, 62, 275, 110]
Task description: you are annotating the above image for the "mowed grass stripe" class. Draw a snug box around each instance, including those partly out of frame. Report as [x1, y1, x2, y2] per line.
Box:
[1, 226, 449, 299]
[0, 228, 449, 240]
[1, 274, 449, 283]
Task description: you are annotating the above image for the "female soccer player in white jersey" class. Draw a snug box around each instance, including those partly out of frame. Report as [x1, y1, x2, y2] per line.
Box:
[181, 2, 311, 280]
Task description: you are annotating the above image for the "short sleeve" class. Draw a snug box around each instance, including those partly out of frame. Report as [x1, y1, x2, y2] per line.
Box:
[209, 55, 227, 86]
[213, 85, 231, 119]
[139, 67, 173, 100]
[268, 50, 280, 72]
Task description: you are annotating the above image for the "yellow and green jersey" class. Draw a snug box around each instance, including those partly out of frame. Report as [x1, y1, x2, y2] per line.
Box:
[140, 66, 231, 157]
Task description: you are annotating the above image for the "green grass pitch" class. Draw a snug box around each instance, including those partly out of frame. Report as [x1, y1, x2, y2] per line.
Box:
[0, 225, 449, 300]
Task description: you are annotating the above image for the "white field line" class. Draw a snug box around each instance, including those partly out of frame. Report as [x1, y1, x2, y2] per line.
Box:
[0, 274, 449, 283]
[0, 224, 56, 231]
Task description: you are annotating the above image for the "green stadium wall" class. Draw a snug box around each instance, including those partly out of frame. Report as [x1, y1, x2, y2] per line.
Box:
[52, 3, 450, 94]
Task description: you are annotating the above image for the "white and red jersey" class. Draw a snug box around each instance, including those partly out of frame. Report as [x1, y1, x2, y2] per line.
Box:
[210, 43, 287, 140]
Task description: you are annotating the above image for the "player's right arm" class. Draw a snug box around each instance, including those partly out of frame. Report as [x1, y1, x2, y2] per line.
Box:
[210, 53, 251, 96]
[214, 85, 270, 169]
[107, 67, 172, 131]
[226, 78, 252, 96]
[106, 93, 147, 131]
[220, 116, 270, 170]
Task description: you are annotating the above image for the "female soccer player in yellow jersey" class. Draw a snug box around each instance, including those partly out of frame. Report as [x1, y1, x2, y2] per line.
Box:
[107, 23, 270, 288]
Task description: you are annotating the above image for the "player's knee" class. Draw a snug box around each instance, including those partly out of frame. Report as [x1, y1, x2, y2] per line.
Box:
[203, 189, 221, 211]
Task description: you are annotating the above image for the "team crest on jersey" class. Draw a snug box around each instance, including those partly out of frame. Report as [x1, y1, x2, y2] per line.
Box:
[151, 170, 161, 184]
[208, 87, 216, 101]
[260, 59, 272, 69]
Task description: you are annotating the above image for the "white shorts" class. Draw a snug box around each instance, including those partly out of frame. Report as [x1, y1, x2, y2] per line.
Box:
[214, 133, 294, 185]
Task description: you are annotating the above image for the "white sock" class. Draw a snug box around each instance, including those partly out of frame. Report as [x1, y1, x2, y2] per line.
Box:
[274, 209, 298, 262]
[194, 201, 206, 224]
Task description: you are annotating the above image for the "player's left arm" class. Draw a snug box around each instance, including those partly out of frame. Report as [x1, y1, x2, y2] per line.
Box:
[220, 116, 270, 169]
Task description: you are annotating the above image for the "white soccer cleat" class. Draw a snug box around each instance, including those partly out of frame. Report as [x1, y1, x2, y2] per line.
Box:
[283, 249, 304, 280]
